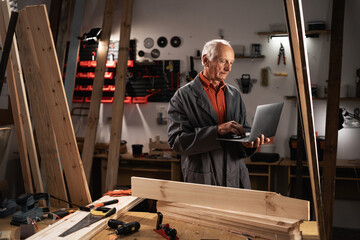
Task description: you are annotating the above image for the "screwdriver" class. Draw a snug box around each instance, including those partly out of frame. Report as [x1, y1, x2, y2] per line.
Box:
[108, 219, 140, 235]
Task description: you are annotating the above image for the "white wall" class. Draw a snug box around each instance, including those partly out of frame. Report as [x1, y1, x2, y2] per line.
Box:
[72, 0, 360, 159]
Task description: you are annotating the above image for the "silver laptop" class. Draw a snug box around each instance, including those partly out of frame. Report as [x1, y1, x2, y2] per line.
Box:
[216, 102, 284, 143]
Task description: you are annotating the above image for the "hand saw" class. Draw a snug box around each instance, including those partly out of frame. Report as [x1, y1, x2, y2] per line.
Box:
[59, 207, 116, 237]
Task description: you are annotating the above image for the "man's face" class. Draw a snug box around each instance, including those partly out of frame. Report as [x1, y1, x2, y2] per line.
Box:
[204, 44, 235, 82]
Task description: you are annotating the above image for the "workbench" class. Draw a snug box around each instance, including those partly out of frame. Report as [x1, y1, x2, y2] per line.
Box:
[0, 210, 263, 239]
[0, 210, 319, 239]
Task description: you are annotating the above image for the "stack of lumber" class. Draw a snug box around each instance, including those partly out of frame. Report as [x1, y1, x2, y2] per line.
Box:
[131, 177, 310, 240]
[27, 195, 142, 240]
[157, 201, 302, 240]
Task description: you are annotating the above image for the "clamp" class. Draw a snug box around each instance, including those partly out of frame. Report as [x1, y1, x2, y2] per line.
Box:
[277, 43, 286, 65]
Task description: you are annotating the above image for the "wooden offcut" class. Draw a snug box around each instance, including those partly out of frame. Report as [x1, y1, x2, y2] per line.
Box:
[106, 0, 133, 192]
[0, 0, 40, 193]
[82, 0, 116, 183]
[16, 9, 68, 208]
[132, 177, 310, 220]
[283, 0, 325, 238]
[24, 5, 91, 206]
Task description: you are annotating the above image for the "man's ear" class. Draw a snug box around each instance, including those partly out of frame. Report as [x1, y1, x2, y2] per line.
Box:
[202, 55, 209, 67]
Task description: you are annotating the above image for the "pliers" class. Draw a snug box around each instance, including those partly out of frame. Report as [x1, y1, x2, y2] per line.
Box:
[278, 43, 286, 65]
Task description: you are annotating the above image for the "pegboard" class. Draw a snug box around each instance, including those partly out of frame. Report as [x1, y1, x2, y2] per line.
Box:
[71, 40, 180, 103]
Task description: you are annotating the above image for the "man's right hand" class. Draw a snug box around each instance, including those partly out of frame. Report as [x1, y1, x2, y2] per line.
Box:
[217, 121, 246, 136]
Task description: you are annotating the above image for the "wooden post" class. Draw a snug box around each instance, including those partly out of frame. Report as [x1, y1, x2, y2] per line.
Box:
[282, 0, 326, 239]
[323, 0, 345, 238]
[24, 5, 91, 206]
[55, 0, 73, 73]
[63, 0, 85, 107]
[82, 0, 116, 184]
[105, 0, 133, 192]
[0, 0, 42, 193]
[16, 9, 68, 207]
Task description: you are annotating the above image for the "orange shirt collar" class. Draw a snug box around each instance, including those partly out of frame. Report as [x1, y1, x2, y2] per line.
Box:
[199, 72, 226, 90]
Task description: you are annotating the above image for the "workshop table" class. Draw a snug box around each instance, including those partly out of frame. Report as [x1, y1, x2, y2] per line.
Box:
[0, 211, 262, 239]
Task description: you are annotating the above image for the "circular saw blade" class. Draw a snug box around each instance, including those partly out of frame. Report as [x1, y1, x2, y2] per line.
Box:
[170, 36, 181, 48]
[144, 37, 154, 49]
[157, 36, 168, 48]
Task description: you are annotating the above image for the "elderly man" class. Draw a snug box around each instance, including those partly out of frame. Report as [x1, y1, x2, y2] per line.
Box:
[167, 39, 270, 189]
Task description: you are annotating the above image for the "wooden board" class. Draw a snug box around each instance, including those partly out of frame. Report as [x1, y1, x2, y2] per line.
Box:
[27, 195, 143, 240]
[131, 177, 309, 220]
[282, 0, 325, 238]
[0, 0, 35, 193]
[16, 9, 68, 207]
[23, 5, 91, 206]
[82, 0, 116, 183]
[0, 127, 11, 170]
[106, 0, 133, 192]
[55, 0, 73, 73]
[63, 0, 85, 106]
[322, 0, 345, 238]
[157, 200, 303, 239]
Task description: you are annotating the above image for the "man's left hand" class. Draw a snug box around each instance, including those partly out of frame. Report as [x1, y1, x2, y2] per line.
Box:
[242, 134, 271, 148]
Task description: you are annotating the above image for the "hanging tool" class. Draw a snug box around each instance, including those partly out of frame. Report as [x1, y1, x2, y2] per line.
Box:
[153, 212, 178, 240]
[186, 56, 197, 82]
[107, 219, 140, 235]
[59, 207, 116, 237]
[10, 193, 50, 226]
[277, 43, 286, 65]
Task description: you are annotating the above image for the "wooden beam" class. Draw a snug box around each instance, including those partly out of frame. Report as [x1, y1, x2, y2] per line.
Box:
[323, 0, 345, 238]
[63, 0, 85, 106]
[16, 9, 68, 208]
[55, 0, 73, 74]
[24, 5, 91, 206]
[105, 0, 133, 192]
[48, 0, 62, 41]
[282, 0, 326, 239]
[132, 177, 310, 220]
[0, 0, 42, 193]
[82, 0, 116, 183]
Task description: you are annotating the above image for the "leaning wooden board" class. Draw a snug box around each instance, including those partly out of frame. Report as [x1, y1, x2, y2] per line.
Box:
[132, 177, 310, 220]
[27, 196, 143, 240]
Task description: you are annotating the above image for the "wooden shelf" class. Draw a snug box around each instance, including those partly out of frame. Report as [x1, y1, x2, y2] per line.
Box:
[193, 55, 265, 60]
[285, 96, 360, 101]
[257, 29, 331, 37]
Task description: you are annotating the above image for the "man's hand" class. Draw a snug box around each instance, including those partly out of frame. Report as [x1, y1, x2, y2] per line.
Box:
[242, 134, 271, 148]
[217, 121, 246, 136]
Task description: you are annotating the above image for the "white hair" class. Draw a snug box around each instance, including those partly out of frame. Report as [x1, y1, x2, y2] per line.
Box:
[201, 39, 232, 66]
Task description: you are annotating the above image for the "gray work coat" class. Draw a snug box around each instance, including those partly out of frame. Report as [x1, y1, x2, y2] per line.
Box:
[167, 75, 256, 189]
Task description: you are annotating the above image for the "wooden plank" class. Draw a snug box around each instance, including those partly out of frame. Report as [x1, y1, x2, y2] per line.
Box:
[157, 201, 300, 232]
[48, 0, 62, 41]
[82, 0, 116, 183]
[0, 0, 37, 193]
[27, 195, 143, 240]
[0, 127, 11, 170]
[132, 177, 310, 220]
[323, 0, 345, 238]
[161, 209, 297, 240]
[16, 9, 68, 208]
[282, 0, 325, 239]
[63, 0, 85, 106]
[105, 0, 133, 192]
[55, 0, 73, 73]
[24, 5, 91, 206]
